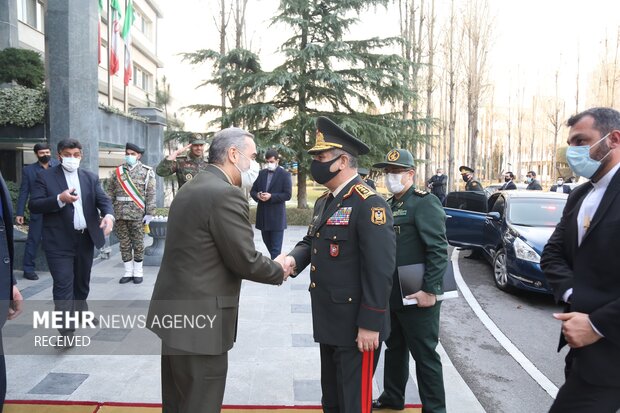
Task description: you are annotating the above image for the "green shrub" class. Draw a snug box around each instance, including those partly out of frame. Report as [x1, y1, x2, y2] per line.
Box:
[0, 48, 44, 88]
[5, 180, 30, 222]
[154, 207, 170, 216]
[0, 86, 46, 127]
[249, 207, 313, 226]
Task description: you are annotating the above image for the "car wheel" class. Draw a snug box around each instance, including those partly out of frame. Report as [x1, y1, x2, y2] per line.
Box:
[493, 248, 514, 292]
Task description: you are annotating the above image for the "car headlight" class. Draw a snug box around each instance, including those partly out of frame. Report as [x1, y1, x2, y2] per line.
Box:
[513, 237, 540, 263]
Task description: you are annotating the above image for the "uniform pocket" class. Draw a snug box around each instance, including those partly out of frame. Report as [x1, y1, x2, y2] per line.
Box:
[330, 288, 359, 304]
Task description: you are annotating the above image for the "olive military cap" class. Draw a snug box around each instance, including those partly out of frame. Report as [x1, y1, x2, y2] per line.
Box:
[308, 116, 370, 156]
[125, 142, 144, 154]
[190, 134, 206, 145]
[373, 149, 415, 169]
[459, 165, 474, 174]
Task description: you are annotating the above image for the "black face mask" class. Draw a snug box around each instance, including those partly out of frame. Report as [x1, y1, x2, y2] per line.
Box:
[38, 155, 51, 164]
[310, 156, 342, 184]
[504, 177, 511, 182]
[462, 174, 469, 183]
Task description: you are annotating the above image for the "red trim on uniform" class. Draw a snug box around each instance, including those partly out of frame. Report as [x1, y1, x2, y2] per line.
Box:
[361, 303, 386, 313]
[361, 350, 374, 413]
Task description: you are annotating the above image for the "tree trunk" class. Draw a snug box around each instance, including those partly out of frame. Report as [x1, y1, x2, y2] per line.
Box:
[424, 0, 435, 183]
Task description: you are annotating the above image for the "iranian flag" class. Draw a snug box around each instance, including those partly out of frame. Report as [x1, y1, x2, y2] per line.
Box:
[109, 0, 122, 75]
[122, 0, 135, 86]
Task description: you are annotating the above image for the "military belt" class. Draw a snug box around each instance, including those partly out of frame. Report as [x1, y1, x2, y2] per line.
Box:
[116, 196, 133, 202]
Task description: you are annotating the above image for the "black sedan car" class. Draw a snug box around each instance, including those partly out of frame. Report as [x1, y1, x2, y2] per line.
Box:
[444, 190, 568, 294]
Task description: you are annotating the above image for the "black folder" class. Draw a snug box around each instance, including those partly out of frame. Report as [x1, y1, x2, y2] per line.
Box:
[398, 261, 459, 305]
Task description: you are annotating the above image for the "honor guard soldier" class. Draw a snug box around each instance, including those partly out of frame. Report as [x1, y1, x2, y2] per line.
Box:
[156, 135, 209, 188]
[107, 142, 156, 284]
[284, 117, 396, 413]
[372, 149, 449, 413]
[459, 165, 484, 191]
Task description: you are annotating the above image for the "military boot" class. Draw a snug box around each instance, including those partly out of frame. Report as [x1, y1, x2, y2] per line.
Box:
[119, 261, 134, 284]
[133, 260, 144, 284]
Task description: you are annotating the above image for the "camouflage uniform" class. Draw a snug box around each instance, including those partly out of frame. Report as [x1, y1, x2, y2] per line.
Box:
[156, 154, 208, 188]
[107, 161, 156, 262]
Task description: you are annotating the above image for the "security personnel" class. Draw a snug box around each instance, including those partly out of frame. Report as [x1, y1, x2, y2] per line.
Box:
[459, 165, 484, 191]
[156, 135, 209, 188]
[372, 149, 448, 413]
[358, 167, 376, 190]
[107, 143, 156, 284]
[285, 117, 396, 413]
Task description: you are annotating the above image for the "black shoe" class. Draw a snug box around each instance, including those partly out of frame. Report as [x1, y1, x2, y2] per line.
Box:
[133, 277, 143, 284]
[119, 276, 133, 284]
[372, 399, 404, 410]
[23, 272, 39, 280]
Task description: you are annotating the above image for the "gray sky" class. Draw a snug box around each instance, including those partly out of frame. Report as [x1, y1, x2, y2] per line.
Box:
[158, 0, 620, 132]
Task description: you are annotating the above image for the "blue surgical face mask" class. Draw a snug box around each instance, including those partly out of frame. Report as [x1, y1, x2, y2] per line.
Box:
[125, 155, 138, 166]
[566, 133, 611, 179]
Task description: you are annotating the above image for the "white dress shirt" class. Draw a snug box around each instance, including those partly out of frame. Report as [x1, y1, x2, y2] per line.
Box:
[56, 168, 87, 230]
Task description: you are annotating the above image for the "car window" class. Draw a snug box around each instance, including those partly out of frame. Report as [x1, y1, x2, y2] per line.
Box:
[487, 193, 500, 212]
[445, 191, 488, 213]
[507, 198, 566, 227]
[491, 195, 506, 217]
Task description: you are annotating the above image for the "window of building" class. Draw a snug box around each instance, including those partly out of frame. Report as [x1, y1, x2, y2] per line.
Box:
[133, 64, 153, 94]
[17, 0, 44, 31]
[133, 7, 152, 40]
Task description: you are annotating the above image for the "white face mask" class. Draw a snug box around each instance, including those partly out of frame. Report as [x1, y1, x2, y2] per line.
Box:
[385, 173, 406, 194]
[61, 157, 80, 172]
[266, 162, 277, 171]
[241, 160, 260, 190]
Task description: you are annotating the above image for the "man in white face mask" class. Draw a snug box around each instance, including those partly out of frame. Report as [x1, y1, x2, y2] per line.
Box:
[29, 138, 114, 344]
[372, 148, 448, 412]
[250, 149, 292, 258]
[147, 127, 290, 413]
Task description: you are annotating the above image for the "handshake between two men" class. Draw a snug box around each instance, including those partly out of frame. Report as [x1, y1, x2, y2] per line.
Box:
[274, 255, 296, 281]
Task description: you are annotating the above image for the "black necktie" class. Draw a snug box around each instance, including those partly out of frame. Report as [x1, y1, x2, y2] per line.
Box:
[324, 193, 334, 210]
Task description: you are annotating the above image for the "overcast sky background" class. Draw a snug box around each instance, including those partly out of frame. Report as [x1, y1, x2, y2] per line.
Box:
[157, 0, 620, 132]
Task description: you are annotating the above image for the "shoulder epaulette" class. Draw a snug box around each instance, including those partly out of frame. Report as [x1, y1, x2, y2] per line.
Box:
[142, 164, 153, 169]
[414, 188, 430, 197]
[344, 183, 376, 200]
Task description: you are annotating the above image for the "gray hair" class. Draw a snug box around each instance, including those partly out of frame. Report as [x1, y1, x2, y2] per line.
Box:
[208, 127, 254, 165]
[332, 148, 358, 168]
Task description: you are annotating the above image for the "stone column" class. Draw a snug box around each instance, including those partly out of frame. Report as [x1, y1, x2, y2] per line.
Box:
[0, 0, 18, 50]
[45, 0, 99, 171]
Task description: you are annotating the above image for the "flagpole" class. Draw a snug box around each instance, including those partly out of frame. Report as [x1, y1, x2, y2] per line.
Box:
[107, 0, 113, 106]
[123, 0, 129, 113]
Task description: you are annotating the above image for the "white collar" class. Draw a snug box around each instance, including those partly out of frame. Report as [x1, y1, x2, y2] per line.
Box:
[332, 174, 358, 198]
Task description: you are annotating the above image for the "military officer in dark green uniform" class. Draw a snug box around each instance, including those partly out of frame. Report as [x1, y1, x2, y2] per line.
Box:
[459, 165, 484, 191]
[284, 117, 396, 413]
[156, 135, 209, 188]
[372, 149, 448, 413]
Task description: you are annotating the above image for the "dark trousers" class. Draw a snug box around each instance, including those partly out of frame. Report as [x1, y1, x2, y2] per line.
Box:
[161, 342, 228, 413]
[377, 303, 445, 413]
[22, 214, 43, 272]
[0, 335, 5, 411]
[45, 230, 94, 334]
[320, 344, 374, 413]
[549, 367, 620, 413]
[261, 230, 284, 259]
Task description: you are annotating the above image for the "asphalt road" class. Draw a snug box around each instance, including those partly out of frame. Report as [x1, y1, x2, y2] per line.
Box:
[440, 248, 569, 413]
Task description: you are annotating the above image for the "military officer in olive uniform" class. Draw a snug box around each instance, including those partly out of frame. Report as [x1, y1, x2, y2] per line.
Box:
[459, 165, 484, 191]
[107, 143, 156, 284]
[156, 136, 209, 188]
[372, 149, 448, 413]
[284, 117, 396, 413]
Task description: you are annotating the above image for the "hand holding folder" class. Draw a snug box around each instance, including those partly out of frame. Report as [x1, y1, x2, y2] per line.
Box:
[398, 262, 459, 306]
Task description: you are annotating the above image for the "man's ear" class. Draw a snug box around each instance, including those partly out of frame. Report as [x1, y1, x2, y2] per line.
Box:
[609, 130, 620, 148]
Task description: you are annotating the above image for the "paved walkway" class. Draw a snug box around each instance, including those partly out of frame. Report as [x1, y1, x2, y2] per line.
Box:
[5, 226, 484, 412]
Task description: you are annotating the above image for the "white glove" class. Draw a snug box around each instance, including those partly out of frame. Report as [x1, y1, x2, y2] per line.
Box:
[143, 214, 154, 225]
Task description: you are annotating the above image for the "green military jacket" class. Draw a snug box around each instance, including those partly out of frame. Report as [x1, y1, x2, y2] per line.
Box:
[465, 179, 484, 191]
[289, 176, 396, 346]
[106, 161, 156, 221]
[388, 186, 448, 309]
[156, 154, 209, 187]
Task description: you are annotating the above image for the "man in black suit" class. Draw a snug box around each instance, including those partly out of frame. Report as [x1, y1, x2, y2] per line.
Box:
[525, 170, 543, 190]
[0, 172, 24, 409]
[549, 177, 572, 194]
[29, 139, 114, 341]
[500, 171, 517, 190]
[283, 117, 395, 413]
[427, 168, 448, 204]
[541, 107, 620, 412]
[250, 149, 292, 259]
[15, 143, 59, 280]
